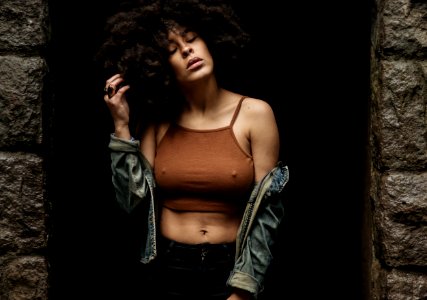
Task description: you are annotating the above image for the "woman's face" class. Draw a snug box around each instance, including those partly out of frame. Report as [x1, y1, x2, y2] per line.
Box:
[166, 26, 214, 85]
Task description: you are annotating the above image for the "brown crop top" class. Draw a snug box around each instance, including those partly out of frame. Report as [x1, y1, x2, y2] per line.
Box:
[154, 96, 254, 209]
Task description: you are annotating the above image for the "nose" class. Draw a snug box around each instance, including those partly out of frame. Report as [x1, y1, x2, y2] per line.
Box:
[181, 45, 193, 58]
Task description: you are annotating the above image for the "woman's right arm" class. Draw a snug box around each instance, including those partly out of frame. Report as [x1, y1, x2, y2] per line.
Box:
[104, 74, 156, 213]
[104, 73, 132, 140]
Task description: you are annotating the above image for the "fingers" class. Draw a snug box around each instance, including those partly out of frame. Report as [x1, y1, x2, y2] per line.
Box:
[103, 75, 131, 126]
[104, 74, 129, 99]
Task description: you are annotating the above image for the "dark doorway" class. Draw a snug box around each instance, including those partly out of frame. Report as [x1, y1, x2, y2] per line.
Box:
[47, 1, 370, 299]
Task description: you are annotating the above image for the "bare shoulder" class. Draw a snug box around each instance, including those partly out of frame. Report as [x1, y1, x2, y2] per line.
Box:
[139, 121, 170, 165]
[240, 97, 276, 120]
[155, 122, 170, 144]
[238, 96, 280, 180]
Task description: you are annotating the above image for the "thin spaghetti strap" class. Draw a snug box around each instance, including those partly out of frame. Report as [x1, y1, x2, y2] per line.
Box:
[229, 96, 247, 126]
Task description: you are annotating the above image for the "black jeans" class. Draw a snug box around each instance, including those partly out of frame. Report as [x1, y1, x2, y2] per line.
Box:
[148, 237, 236, 300]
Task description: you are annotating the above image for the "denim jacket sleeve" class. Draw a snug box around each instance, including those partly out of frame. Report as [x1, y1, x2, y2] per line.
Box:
[108, 134, 155, 213]
[227, 163, 289, 298]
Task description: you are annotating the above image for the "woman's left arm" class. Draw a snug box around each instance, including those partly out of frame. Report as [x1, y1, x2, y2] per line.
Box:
[227, 99, 285, 299]
[247, 99, 280, 181]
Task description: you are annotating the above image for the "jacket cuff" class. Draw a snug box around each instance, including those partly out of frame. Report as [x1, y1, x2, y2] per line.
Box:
[108, 133, 140, 152]
[227, 270, 261, 298]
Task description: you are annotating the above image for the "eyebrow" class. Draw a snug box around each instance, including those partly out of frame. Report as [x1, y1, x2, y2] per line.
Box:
[178, 28, 191, 36]
[168, 28, 192, 42]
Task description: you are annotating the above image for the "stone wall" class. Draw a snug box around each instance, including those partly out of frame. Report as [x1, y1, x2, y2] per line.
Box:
[0, 0, 50, 299]
[369, 0, 427, 299]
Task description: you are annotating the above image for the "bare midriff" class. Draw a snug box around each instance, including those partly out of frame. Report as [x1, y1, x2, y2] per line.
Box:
[160, 197, 244, 244]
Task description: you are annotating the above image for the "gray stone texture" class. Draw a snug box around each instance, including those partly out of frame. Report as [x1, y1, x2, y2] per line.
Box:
[0, 152, 47, 299]
[0, 0, 49, 52]
[375, 60, 427, 169]
[374, 172, 427, 266]
[0, 152, 46, 255]
[382, 0, 427, 57]
[370, 0, 427, 298]
[386, 269, 427, 300]
[0, 56, 46, 148]
[1, 256, 48, 300]
[0, 0, 49, 298]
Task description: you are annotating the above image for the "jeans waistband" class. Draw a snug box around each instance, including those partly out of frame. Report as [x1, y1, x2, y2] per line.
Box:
[158, 236, 235, 262]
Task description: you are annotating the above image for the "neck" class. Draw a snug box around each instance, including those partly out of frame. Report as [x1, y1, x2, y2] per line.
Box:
[180, 76, 224, 112]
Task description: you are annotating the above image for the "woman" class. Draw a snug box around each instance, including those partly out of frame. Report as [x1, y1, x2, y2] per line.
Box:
[96, 0, 289, 299]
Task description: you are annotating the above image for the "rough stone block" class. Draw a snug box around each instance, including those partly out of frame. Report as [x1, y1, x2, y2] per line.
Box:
[0, 56, 46, 148]
[1, 256, 48, 300]
[372, 60, 427, 169]
[0, 152, 47, 254]
[375, 172, 427, 266]
[0, 0, 49, 52]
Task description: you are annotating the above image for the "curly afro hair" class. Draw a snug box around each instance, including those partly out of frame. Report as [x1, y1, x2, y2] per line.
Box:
[95, 0, 250, 127]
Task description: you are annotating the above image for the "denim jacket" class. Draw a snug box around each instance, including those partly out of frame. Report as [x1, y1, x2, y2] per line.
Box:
[108, 134, 289, 298]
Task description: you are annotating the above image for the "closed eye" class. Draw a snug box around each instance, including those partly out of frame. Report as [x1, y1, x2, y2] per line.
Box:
[167, 30, 198, 55]
[186, 35, 198, 43]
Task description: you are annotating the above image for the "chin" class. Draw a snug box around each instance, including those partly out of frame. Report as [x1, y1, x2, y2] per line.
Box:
[180, 69, 212, 83]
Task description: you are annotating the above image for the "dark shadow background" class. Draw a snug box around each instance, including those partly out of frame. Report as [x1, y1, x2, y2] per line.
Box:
[47, 1, 371, 299]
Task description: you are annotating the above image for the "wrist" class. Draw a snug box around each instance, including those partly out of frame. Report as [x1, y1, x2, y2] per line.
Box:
[112, 133, 135, 142]
[113, 126, 131, 140]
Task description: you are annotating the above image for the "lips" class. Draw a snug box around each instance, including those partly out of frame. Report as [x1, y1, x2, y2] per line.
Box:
[187, 57, 203, 69]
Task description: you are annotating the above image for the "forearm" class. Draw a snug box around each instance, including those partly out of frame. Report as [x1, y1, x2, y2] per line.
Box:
[113, 124, 132, 140]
